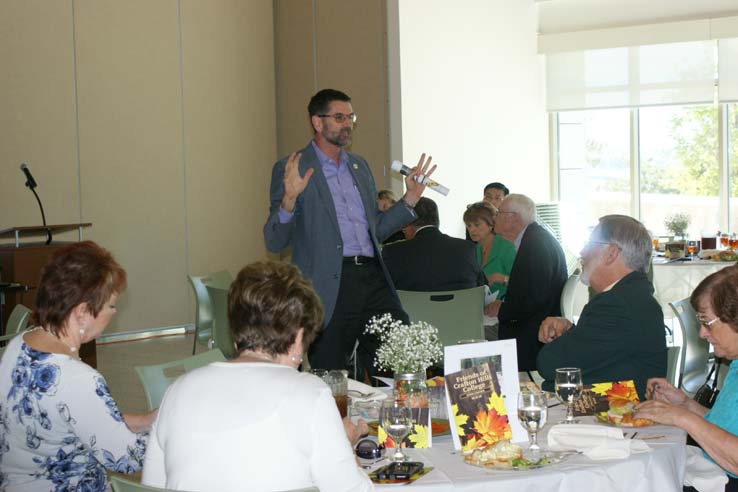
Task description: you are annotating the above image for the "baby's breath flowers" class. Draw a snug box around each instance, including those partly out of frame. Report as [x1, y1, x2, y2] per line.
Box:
[364, 313, 443, 374]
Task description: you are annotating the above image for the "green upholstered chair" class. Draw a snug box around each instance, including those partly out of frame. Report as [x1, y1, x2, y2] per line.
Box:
[134, 349, 225, 410]
[205, 284, 236, 360]
[7, 304, 32, 334]
[397, 286, 485, 349]
[187, 270, 232, 354]
[669, 298, 710, 393]
[110, 476, 180, 492]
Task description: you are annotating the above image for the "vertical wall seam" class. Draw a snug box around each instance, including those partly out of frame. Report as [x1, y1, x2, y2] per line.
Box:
[176, 0, 192, 319]
[311, 0, 318, 91]
[71, 0, 83, 237]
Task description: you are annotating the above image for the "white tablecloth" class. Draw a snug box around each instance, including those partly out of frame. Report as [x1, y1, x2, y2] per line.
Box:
[373, 414, 687, 492]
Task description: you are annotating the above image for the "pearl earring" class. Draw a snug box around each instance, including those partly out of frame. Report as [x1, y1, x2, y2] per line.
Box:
[290, 354, 303, 364]
[79, 328, 85, 335]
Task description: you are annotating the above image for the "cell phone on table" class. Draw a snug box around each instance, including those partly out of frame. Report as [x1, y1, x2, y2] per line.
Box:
[374, 461, 424, 480]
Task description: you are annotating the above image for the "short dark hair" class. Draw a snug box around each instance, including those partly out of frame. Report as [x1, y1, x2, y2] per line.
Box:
[377, 189, 396, 203]
[484, 182, 509, 196]
[228, 261, 323, 357]
[308, 89, 351, 117]
[691, 265, 738, 333]
[32, 241, 127, 336]
[463, 201, 496, 228]
[412, 197, 439, 228]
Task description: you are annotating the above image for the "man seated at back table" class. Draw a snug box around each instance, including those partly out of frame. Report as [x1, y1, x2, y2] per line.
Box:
[382, 197, 486, 291]
[536, 214, 667, 399]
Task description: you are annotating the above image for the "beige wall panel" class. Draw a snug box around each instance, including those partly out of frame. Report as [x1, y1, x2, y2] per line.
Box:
[74, 1, 187, 333]
[315, 0, 389, 186]
[0, 1, 80, 235]
[274, 0, 317, 156]
[180, 0, 275, 280]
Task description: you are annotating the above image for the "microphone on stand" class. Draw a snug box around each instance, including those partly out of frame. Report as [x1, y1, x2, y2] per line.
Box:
[19, 163, 52, 245]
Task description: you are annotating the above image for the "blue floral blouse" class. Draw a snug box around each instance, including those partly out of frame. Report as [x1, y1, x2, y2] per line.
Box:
[0, 332, 147, 492]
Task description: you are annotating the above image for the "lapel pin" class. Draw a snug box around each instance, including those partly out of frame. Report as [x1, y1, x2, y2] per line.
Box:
[352, 163, 358, 170]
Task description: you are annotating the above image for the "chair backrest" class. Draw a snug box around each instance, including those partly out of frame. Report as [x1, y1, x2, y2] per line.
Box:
[134, 349, 226, 410]
[205, 284, 235, 359]
[7, 304, 32, 334]
[669, 298, 710, 393]
[110, 476, 180, 492]
[397, 286, 485, 348]
[666, 345, 683, 388]
[187, 270, 232, 333]
[560, 272, 590, 320]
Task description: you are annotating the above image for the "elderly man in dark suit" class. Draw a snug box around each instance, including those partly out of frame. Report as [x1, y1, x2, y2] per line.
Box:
[536, 215, 666, 399]
[263, 88, 435, 375]
[488, 193, 567, 371]
[382, 197, 486, 292]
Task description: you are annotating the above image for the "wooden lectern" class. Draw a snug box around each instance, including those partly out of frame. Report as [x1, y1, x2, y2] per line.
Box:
[0, 223, 97, 367]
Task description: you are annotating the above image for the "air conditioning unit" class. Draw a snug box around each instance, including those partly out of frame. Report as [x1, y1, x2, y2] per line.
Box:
[536, 202, 562, 242]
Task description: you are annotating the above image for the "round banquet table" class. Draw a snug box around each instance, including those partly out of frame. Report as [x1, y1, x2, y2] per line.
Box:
[372, 411, 687, 492]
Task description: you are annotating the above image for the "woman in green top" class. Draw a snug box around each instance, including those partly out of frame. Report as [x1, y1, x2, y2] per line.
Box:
[463, 202, 516, 299]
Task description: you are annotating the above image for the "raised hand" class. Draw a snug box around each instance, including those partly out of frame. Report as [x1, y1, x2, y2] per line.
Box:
[538, 317, 573, 344]
[281, 152, 313, 212]
[403, 153, 437, 206]
[643, 377, 687, 405]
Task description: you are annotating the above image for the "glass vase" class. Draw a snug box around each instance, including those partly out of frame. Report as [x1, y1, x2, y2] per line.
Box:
[393, 371, 429, 408]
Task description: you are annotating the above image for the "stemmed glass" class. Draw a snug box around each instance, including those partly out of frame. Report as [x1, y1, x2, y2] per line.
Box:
[555, 367, 583, 424]
[518, 391, 547, 453]
[380, 399, 413, 462]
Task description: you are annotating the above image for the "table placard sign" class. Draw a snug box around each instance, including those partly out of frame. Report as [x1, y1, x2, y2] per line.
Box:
[573, 380, 640, 418]
[378, 406, 431, 449]
[443, 339, 527, 449]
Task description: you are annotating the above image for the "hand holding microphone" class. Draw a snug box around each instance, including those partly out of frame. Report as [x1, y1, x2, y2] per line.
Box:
[391, 157, 449, 196]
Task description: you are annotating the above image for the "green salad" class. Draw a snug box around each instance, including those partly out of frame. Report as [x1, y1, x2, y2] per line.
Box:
[511, 455, 552, 469]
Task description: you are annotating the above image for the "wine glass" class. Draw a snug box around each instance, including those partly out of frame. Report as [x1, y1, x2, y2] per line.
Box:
[555, 367, 583, 424]
[380, 399, 413, 462]
[518, 391, 547, 453]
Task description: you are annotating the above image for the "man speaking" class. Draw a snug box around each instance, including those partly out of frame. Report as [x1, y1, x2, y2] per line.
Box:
[264, 89, 435, 376]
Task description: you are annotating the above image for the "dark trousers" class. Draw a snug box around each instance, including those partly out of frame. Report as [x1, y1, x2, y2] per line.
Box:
[309, 259, 408, 380]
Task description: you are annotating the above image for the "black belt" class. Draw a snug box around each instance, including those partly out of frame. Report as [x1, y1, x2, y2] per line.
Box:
[343, 255, 376, 266]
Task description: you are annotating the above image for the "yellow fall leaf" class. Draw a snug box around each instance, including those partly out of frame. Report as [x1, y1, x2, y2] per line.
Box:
[590, 382, 613, 395]
[452, 404, 469, 437]
[378, 425, 388, 445]
[462, 434, 482, 452]
[408, 424, 429, 448]
[486, 392, 507, 416]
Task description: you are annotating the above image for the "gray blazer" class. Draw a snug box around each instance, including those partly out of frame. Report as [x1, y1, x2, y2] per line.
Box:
[263, 142, 416, 323]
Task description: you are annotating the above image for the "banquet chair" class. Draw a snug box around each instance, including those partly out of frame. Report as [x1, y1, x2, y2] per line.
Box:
[559, 270, 586, 320]
[135, 349, 225, 410]
[6, 304, 32, 334]
[666, 345, 683, 388]
[669, 298, 709, 393]
[187, 270, 232, 354]
[205, 284, 236, 359]
[110, 476, 180, 492]
[397, 286, 485, 348]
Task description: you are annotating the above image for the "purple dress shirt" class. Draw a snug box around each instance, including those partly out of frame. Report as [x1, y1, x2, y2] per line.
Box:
[278, 141, 374, 257]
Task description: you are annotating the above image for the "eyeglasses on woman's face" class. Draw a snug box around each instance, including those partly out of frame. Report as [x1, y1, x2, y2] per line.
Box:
[697, 316, 719, 330]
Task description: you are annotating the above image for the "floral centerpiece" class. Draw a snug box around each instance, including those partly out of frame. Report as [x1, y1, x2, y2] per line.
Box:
[364, 313, 443, 403]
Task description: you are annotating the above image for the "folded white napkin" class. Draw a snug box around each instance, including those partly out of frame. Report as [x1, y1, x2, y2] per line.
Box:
[347, 379, 388, 402]
[547, 424, 650, 460]
[684, 445, 729, 492]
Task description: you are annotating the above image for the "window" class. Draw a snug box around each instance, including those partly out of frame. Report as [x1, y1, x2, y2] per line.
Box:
[555, 104, 733, 249]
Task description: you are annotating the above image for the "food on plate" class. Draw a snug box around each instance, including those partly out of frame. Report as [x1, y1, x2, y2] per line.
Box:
[465, 440, 523, 468]
[604, 399, 653, 427]
[711, 250, 738, 262]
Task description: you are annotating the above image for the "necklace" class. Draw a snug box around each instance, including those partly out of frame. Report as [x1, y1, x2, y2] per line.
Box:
[37, 327, 81, 359]
[238, 350, 274, 363]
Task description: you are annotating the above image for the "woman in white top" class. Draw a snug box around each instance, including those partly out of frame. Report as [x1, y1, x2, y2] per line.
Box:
[0, 241, 156, 492]
[142, 261, 373, 492]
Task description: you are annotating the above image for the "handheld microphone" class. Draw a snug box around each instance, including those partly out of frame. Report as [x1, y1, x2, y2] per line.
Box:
[390, 160, 450, 196]
[20, 163, 38, 189]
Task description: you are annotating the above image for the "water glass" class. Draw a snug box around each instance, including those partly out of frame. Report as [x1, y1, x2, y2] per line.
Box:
[380, 399, 413, 462]
[518, 391, 547, 452]
[555, 367, 583, 424]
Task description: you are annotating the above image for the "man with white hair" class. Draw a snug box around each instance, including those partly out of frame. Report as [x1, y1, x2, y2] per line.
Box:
[490, 193, 567, 371]
[536, 215, 666, 399]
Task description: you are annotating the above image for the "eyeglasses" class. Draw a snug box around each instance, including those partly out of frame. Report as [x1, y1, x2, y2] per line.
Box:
[585, 240, 621, 250]
[318, 112, 357, 123]
[697, 316, 719, 330]
[497, 210, 517, 216]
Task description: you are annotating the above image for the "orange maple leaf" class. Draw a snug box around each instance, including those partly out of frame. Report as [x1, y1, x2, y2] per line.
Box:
[472, 408, 511, 446]
[606, 381, 639, 403]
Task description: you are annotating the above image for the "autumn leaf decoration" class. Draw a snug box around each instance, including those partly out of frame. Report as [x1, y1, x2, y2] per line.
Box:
[605, 381, 639, 404]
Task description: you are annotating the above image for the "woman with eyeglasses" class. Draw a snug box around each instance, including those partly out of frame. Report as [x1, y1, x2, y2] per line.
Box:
[635, 265, 738, 491]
